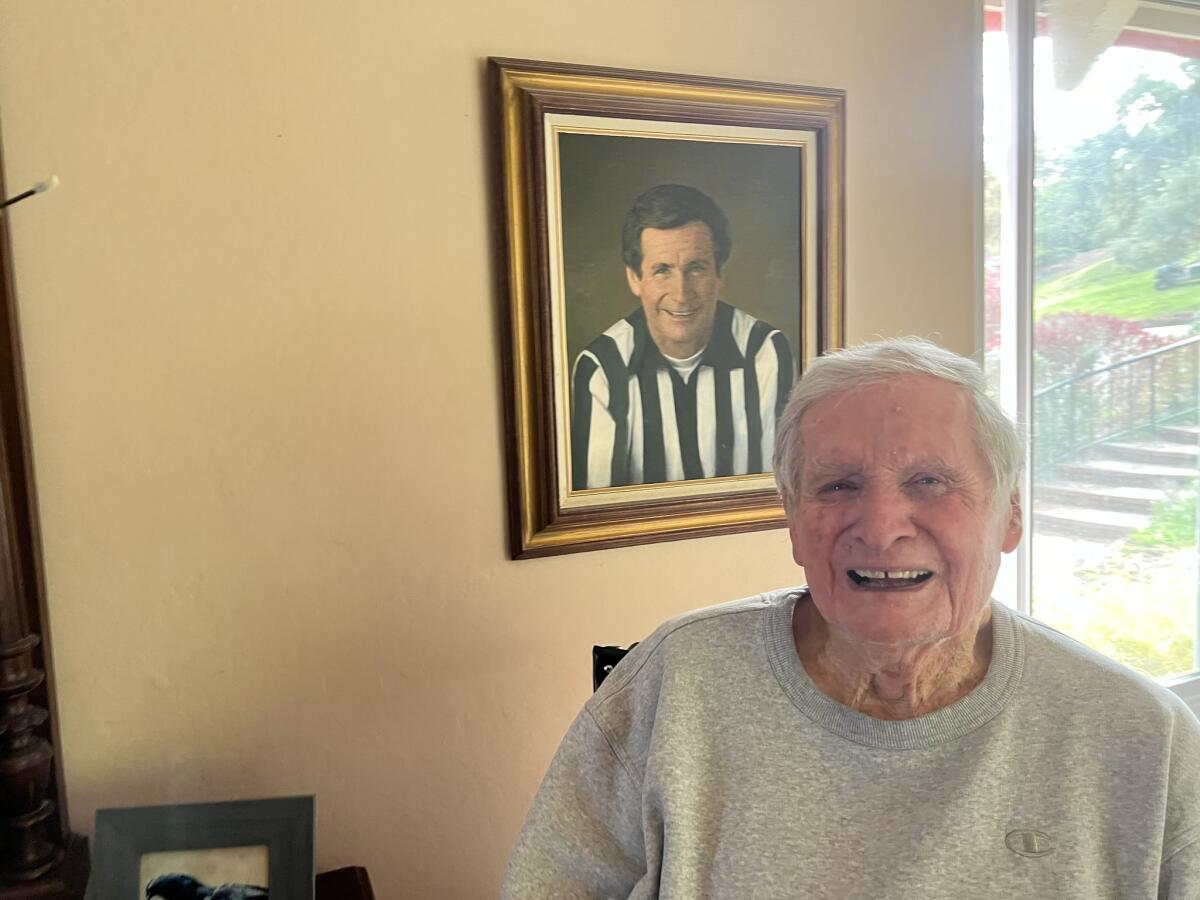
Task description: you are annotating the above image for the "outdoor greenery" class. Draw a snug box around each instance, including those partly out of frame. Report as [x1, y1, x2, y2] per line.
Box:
[1035, 60, 1200, 277]
[1129, 489, 1199, 550]
[1036, 258, 1200, 320]
[1032, 311, 1169, 385]
[1034, 545, 1196, 679]
[1028, 314, 1182, 473]
[988, 49, 1199, 681]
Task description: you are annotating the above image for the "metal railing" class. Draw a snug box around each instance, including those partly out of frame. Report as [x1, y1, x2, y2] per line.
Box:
[1032, 334, 1200, 470]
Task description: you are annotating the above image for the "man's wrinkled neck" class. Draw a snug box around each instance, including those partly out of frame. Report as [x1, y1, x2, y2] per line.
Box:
[792, 595, 994, 720]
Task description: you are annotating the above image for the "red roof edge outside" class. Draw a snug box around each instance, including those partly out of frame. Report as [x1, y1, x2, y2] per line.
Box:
[1115, 28, 1200, 58]
[982, 6, 1200, 58]
[982, 7, 1048, 36]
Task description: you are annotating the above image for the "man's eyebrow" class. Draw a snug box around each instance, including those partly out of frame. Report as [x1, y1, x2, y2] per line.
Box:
[803, 457, 965, 480]
[803, 460, 860, 481]
[906, 456, 963, 475]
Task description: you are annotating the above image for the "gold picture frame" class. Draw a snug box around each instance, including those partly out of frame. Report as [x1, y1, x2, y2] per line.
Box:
[491, 57, 845, 558]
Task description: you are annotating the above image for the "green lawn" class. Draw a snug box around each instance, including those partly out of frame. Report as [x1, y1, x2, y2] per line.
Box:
[1035, 258, 1200, 321]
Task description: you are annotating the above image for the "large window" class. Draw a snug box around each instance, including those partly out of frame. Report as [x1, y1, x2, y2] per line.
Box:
[984, 0, 1200, 705]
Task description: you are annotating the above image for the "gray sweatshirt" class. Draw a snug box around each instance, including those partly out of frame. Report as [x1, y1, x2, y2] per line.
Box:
[502, 589, 1200, 898]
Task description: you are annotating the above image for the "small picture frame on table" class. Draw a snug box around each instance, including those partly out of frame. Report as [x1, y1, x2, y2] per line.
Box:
[91, 795, 314, 900]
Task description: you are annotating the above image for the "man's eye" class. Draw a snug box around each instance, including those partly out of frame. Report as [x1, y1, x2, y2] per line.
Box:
[911, 475, 943, 487]
[821, 482, 855, 494]
[652, 266, 672, 276]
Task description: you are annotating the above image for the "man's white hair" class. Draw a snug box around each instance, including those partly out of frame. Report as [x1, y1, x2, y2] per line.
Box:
[772, 336, 1024, 508]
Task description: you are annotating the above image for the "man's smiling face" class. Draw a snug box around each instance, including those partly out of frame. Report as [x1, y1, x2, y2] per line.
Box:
[786, 374, 1022, 649]
[625, 221, 722, 359]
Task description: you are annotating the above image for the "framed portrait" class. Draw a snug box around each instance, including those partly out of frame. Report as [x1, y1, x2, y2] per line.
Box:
[91, 795, 314, 900]
[491, 58, 845, 558]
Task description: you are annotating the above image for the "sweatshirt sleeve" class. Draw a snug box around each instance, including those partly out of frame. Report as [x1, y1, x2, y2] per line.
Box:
[1160, 831, 1200, 899]
[500, 705, 647, 899]
[1159, 698, 1200, 899]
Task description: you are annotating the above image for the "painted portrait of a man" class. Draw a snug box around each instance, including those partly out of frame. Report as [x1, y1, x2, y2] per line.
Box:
[570, 183, 794, 489]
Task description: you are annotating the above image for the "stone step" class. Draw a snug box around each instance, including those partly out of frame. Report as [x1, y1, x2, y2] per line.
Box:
[1033, 506, 1151, 541]
[1090, 441, 1198, 467]
[1056, 458, 1198, 489]
[1034, 482, 1169, 516]
[1036, 423, 1198, 542]
[1158, 423, 1200, 444]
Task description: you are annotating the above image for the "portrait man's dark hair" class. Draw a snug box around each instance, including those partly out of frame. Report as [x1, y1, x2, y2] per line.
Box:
[620, 184, 732, 276]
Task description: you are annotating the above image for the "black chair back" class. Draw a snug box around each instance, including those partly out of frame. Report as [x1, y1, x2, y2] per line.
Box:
[592, 643, 637, 691]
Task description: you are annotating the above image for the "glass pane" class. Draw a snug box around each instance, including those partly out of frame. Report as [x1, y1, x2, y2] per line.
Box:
[986, 2, 1200, 681]
[982, 6, 1003, 380]
[981, 3, 1012, 604]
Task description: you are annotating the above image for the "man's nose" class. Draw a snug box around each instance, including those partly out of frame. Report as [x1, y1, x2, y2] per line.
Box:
[849, 484, 917, 551]
[665, 270, 688, 298]
[679, 271, 697, 300]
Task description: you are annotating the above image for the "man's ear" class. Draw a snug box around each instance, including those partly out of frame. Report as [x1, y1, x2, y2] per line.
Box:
[625, 266, 643, 297]
[1001, 490, 1022, 553]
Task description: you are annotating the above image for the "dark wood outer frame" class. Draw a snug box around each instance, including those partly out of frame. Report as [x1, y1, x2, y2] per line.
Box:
[490, 57, 846, 558]
[91, 796, 314, 900]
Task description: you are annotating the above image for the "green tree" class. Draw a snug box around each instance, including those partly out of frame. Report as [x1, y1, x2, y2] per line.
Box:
[1112, 155, 1200, 267]
[1034, 57, 1200, 275]
[1109, 60, 1200, 267]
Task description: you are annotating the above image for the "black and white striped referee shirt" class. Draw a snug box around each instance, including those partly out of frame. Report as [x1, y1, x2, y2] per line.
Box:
[570, 301, 794, 490]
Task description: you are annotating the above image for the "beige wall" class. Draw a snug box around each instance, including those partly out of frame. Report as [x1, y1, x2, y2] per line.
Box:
[0, 2, 978, 896]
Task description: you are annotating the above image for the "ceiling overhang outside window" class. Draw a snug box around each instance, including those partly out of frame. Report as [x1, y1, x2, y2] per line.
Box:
[985, 0, 1200, 89]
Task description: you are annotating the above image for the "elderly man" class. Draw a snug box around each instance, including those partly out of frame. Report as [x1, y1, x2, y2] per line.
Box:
[504, 337, 1200, 897]
[571, 184, 794, 490]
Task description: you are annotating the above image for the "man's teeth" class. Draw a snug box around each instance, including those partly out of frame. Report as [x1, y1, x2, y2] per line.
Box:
[846, 569, 934, 587]
[853, 569, 930, 579]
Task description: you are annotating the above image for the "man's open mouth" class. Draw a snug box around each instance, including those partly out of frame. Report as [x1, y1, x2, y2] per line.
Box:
[846, 569, 934, 589]
[663, 308, 699, 319]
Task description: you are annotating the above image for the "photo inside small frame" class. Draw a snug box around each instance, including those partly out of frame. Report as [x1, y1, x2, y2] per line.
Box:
[140, 844, 269, 898]
[546, 114, 819, 509]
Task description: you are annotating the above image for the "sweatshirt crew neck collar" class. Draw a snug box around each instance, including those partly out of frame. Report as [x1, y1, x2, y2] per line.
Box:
[762, 589, 1025, 749]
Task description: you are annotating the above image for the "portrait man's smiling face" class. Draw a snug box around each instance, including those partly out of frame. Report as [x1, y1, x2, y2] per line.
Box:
[625, 221, 723, 359]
